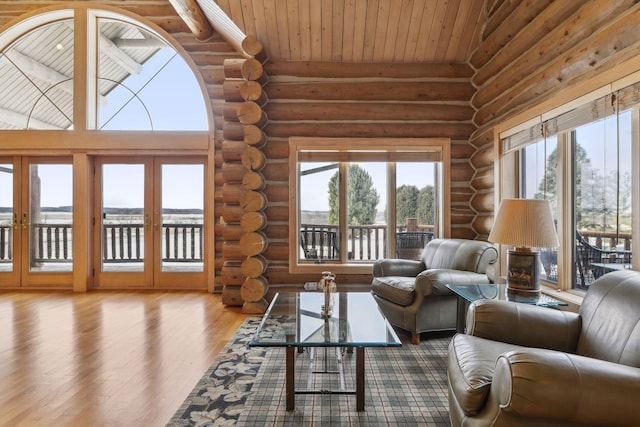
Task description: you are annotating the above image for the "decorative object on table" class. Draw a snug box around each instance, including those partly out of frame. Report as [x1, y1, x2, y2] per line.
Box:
[488, 198, 559, 294]
[318, 271, 336, 317]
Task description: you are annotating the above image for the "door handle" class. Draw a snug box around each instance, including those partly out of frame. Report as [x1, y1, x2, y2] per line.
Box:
[145, 214, 151, 228]
[22, 213, 27, 230]
[13, 213, 18, 230]
[154, 213, 159, 229]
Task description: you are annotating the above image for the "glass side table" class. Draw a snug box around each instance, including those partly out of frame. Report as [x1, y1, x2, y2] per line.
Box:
[446, 283, 568, 333]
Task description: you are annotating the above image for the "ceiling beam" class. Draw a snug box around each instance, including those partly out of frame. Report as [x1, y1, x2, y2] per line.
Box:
[5, 50, 72, 92]
[168, 0, 214, 41]
[99, 33, 143, 75]
[63, 21, 143, 75]
[194, 0, 249, 57]
[0, 107, 63, 130]
[4, 50, 107, 105]
[113, 36, 167, 49]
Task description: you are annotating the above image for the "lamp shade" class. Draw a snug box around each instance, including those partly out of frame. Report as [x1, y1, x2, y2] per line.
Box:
[488, 199, 559, 248]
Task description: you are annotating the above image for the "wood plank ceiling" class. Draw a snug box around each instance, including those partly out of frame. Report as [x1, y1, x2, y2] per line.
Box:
[214, 0, 487, 63]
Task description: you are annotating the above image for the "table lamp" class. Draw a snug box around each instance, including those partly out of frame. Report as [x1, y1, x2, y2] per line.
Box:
[488, 199, 559, 294]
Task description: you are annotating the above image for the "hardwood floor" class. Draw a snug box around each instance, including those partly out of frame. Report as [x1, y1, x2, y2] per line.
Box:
[0, 290, 246, 427]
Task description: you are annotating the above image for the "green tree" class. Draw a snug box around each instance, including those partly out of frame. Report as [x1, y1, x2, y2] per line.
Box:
[328, 164, 379, 225]
[416, 185, 435, 226]
[535, 143, 632, 232]
[535, 144, 591, 223]
[396, 185, 419, 225]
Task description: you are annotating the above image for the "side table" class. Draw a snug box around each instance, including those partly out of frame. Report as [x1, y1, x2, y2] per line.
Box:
[446, 283, 568, 333]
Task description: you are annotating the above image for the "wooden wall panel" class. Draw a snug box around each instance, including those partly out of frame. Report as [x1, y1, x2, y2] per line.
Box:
[260, 62, 478, 286]
[14, 0, 636, 291]
[469, 1, 640, 238]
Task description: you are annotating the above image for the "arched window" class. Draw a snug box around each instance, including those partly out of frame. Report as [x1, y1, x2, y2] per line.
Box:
[0, 7, 212, 291]
[0, 9, 208, 131]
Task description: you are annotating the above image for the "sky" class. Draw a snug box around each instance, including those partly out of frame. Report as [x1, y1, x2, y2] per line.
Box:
[0, 44, 208, 212]
[523, 111, 633, 199]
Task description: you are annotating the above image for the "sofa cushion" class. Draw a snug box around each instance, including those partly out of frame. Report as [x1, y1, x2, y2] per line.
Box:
[371, 276, 415, 306]
[447, 334, 526, 416]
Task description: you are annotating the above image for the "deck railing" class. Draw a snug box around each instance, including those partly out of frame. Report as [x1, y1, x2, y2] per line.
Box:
[0, 223, 632, 269]
[299, 223, 435, 261]
[0, 223, 203, 264]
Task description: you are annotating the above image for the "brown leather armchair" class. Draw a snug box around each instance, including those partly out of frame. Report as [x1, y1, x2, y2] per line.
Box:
[447, 270, 640, 426]
[371, 238, 498, 344]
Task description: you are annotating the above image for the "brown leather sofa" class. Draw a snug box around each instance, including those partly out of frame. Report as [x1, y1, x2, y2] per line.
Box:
[447, 270, 640, 426]
[371, 238, 498, 344]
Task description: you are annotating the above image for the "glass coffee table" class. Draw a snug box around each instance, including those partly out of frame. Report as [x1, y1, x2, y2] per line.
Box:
[249, 291, 401, 411]
[446, 284, 569, 333]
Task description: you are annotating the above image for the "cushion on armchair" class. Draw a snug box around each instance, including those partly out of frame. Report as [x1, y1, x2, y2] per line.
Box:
[371, 276, 415, 306]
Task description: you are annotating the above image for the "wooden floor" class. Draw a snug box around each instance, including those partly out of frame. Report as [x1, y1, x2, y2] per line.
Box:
[0, 290, 246, 427]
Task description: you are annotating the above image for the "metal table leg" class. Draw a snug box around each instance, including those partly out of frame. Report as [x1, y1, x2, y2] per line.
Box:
[456, 296, 467, 333]
[356, 347, 365, 411]
[286, 346, 295, 411]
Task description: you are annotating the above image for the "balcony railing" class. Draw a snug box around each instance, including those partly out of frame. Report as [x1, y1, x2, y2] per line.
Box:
[0, 223, 203, 265]
[0, 223, 632, 286]
[299, 223, 435, 261]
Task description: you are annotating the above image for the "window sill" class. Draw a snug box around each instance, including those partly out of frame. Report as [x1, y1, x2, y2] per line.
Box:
[289, 262, 374, 275]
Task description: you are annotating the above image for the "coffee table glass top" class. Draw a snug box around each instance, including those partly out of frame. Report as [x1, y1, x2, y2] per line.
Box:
[446, 284, 568, 307]
[250, 292, 401, 347]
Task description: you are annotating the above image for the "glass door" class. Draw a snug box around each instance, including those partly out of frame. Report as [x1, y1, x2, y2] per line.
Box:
[93, 157, 205, 289]
[0, 158, 18, 287]
[94, 159, 152, 287]
[0, 157, 74, 288]
[22, 158, 74, 287]
[154, 159, 205, 288]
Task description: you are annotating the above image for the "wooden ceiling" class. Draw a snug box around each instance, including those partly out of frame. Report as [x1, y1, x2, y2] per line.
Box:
[214, 0, 487, 63]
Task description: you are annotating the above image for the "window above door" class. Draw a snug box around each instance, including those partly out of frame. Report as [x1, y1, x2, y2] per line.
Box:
[0, 7, 208, 132]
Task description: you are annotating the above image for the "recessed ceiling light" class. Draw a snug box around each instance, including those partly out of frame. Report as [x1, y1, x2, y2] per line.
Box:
[56, 43, 64, 50]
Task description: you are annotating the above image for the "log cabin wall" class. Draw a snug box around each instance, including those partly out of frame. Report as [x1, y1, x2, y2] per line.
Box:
[260, 61, 478, 287]
[22, 1, 638, 296]
[469, 0, 640, 237]
[0, 2, 481, 297]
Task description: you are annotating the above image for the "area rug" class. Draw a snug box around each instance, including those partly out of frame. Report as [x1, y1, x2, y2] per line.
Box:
[167, 316, 452, 426]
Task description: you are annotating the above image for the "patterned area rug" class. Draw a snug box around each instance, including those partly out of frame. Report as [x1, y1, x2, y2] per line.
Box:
[167, 316, 452, 426]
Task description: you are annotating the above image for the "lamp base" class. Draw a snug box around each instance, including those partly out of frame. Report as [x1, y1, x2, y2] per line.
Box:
[506, 248, 540, 295]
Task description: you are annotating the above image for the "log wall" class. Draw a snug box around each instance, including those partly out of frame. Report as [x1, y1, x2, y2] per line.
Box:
[261, 61, 478, 286]
[17, 1, 629, 297]
[469, 0, 640, 238]
[0, 1, 481, 296]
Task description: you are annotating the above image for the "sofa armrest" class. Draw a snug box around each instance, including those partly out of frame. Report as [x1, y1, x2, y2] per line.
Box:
[416, 269, 491, 296]
[467, 299, 581, 353]
[492, 349, 640, 426]
[372, 259, 425, 278]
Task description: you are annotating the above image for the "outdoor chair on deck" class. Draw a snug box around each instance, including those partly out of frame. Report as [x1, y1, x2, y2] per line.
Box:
[300, 229, 339, 260]
[395, 231, 434, 260]
[576, 231, 632, 288]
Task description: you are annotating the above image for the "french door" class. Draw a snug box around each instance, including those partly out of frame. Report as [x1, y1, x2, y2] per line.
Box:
[0, 156, 74, 288]
[93, 157, 206, 289]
